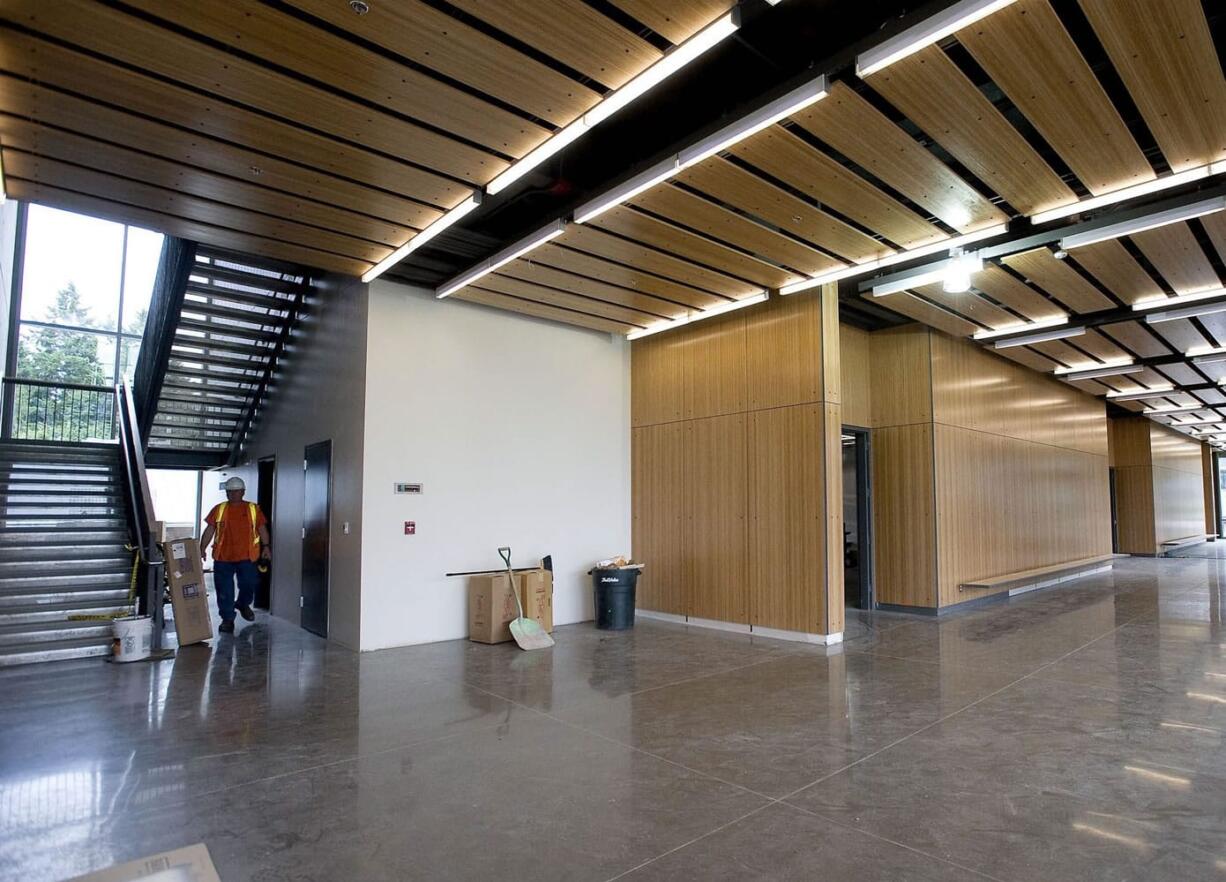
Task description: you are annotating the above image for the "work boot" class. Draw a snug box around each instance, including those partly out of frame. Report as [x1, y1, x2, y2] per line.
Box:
[237, 604, 255, 622]
[219, 620, 235, 634]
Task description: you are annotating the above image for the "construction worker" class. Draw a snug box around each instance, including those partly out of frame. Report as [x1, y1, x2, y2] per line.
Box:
[200, 476, 271, 633]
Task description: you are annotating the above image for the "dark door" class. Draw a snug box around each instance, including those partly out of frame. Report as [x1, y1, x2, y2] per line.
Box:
[1109, 468, 1119, 553]
[842, 428, 873, 610]
[301, 441, 331, 638]
[255, 456, 275, 609]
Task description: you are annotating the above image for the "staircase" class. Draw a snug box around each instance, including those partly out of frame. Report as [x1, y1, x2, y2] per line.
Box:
[143, 246, 306, 468]
[0, 442, 134, 665]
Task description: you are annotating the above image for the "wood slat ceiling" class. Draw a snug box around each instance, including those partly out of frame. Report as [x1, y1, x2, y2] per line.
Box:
[0, 0, 714, 282]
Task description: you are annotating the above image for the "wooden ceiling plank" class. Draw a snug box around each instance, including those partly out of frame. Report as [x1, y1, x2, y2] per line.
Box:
[5, 152, 387, 266]
[0, 117, 411, 249]
[477, 273, 656, 326]
[1131, 223, 1222, 294]
[971, 264, 1067, 321]
[1078, 0, 1226, 172]
[498, 260, 689, 319]
[908, 282, 1017, 329]
[532, 243, 726, 310]
[729, 127, 945, 250]
[1065, 377, 1112, 396]
[995, 345, 1061, 372]
[1000, 248, 1115, 313]
[610, 0, 734, 44]
[446, 0, 659, 90]
[1196, 312, 1226, 348]
[459, 286, 633, 334]
[677, 157, 891, 263]
[1155, 362, 1205, 386]
[860, 291, 979, 337]
[8, 179, 367, 275]
[956, 0, 1153, 195]
[1202, 213, 1226, 266]
[591, 206, 801, 289]
[286, 0, 598, 127]
[1, 33, 469, 209]
[1074, 328, 1132, 363]
[631, 185, 842, 276]
[864, 45, 1075, 215]
[1065, 239, 1164, 305]
[121, 0, 549, 159]
[789, 82, 1008, 232]
[0, 75, 440, 233]
[1, 0, 503, 184]
[1101, 321, 1173, 358]
[558, 225, 756, 298]
[1145, 317, 1209, 353]
[1027, 339, 1085, 366]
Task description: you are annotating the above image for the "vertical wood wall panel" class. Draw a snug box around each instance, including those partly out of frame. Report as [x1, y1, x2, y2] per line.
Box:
[631, 422, 689, 614]
[1149, 422, 1207, 546]
[872, 423, 937, 607]
[870, 325, 932, 427]
[745, 295, 821, 410]
[1204, 446, 1217, 536]
[687, 414, 749, 623]
[839, 324, 872, 427]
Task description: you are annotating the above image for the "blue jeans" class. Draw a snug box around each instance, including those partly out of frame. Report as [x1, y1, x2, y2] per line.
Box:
[214, 560, 259, 622]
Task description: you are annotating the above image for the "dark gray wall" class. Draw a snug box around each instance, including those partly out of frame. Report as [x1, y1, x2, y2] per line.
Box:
[226, 272, 368, 649]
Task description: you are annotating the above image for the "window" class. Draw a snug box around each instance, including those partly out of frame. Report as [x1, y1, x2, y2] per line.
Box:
[14, 205, 161, 386]
[8, 205, 164, 441]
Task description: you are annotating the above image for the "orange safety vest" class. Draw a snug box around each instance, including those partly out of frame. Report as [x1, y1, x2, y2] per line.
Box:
[215, 501, 261, 562]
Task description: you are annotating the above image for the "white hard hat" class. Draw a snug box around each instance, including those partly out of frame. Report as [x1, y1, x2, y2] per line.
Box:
[224, 476, 246, 491]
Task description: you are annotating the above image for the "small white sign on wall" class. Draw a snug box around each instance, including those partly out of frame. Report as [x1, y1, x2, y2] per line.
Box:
[394, 482, 423, 494]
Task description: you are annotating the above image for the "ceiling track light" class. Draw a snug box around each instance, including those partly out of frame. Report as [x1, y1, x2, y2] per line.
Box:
[1060, 196, 1226, 251]
[1143, 299, 1226, 325]
[855, 0, 1018, 77]
[972, 314, 1069, 341]
[574, 73, 828, 225]
[1053, 363, 1141, 381]
[362, 193, 483, 283]
[993, 325, 1085, 349]
[1032, 160, 1226, 225]
[786, 225, 1007, 297]
[435, 219, 567, 299]
[871, 249, 983, 297]
[1106, 387, 1177, 402]
[626, 291, 769, 340]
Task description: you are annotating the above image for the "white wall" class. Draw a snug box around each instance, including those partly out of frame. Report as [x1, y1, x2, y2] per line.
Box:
[361, 281, 631, 650]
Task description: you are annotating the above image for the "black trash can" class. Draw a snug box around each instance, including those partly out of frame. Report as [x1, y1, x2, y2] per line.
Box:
[591, 567, 639, 630]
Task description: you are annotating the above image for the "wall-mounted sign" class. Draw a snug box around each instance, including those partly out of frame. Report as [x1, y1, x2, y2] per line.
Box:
[395, 483, 423, 494]
[404, 521, 416, 535]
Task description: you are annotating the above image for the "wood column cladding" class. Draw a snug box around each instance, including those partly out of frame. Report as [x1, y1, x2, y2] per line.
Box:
[630, 287, 844, 636]
[1110, 417, 1209, 554]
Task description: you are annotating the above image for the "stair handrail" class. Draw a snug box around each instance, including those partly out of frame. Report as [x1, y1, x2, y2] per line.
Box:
[116, 378, 166, 649]
[133, 237, 196, 445]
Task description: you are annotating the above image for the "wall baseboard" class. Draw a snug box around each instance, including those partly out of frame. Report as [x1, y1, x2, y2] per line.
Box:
[636, 608, 841, 644]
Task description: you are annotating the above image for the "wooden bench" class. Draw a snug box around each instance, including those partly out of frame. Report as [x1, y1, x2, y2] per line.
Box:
[959, 554, 1122, 597]
[1159, 535, 1213, 555]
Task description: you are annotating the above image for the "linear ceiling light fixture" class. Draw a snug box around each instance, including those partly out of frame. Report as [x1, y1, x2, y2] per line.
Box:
[362, 193, 484, 283]
[573, 158, 680, 224]
[1143, 404, 1207, 415]
[1053, 362, 1141, 381]
[855, 0, 1018, 77]
[1144, 299, 1226, 325]
[972, 314, 1069, 341]
[1192, 351, 1226, 368]
[1060, 196, 1226, 251]
[783, 224, 1007, 296]
[993, 325, 1085, 349]
[1032, 160, 1226, 225]
[435, 219, 567, 299]
[1106, 387, 1177, 402]
[1134, 286, 1226, 312]
[626, 290, 769, 340]
[1171, 417, 1225, 426]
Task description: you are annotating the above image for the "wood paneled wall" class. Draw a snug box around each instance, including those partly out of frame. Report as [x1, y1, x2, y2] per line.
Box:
[1109, 417, 1210, 553]
[631, 288, 844, 636]
[840, 324, 872, 428]
[868, 326, 1110, 608]
[1204, 446, 1217, 536]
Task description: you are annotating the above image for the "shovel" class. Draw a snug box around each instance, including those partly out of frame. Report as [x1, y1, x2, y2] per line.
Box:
[498, 546, 554, 651]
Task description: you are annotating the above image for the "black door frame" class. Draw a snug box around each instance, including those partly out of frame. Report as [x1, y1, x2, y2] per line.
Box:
[301, 440, 331, 638]
[842, 424, 874, 610]
[255, 455, 276, 610]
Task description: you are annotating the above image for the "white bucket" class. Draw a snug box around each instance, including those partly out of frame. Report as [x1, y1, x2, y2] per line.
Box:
[112, 615, 152, 663]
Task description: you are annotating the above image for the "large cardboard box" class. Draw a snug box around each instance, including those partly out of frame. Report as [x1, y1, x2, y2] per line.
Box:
[162, 538, 213, 645]
[65, 843, 221, 882]
[467, 567, 554, 644]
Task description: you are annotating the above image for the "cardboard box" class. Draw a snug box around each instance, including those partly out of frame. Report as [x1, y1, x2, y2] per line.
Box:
[467, 572, 519, 644]
[162, 538, 212, 645]
[467, 567, 555, 644]
[65, 842, 221, 881]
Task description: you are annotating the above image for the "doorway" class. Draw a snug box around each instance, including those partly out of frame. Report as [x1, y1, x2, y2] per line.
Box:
[842, 427, 872, 610]
[301, 440, 331, 638]
[255, 456, 275, 610]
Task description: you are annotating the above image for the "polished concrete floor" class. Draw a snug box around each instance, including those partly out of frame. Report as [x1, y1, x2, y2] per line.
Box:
[1, 557, 1224, 881]
[1168, 539, 1226, 559]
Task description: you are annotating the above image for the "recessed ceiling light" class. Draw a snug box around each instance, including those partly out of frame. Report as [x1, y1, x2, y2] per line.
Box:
[349, 0, 370, 14]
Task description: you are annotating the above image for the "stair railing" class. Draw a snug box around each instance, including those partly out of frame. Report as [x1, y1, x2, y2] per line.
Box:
[116, 378, 166, 650]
